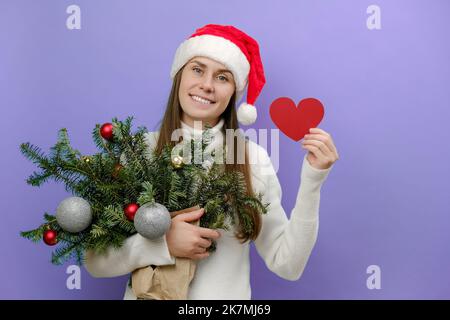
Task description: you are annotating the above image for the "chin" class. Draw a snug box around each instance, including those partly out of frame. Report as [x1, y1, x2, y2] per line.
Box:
[185, 106, 219, 119]
[188, 111, 216, 122]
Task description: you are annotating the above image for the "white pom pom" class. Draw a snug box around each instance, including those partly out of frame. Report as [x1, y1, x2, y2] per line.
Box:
[237, 103, 257, 125]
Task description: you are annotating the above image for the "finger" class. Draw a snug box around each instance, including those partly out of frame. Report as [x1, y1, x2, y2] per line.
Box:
[302, 144, 328, 160]
[177, 208, 205, 222]
[198, 237, 212, 248]
[309, 128, 339, 156]
[302, 139, 333, 157]
[198, 227, 221, 239]
[309, 127, 330, 137]
[193, 246, 208, 254]
[304, 133, 337, 154]
[192, 252, 210, 260]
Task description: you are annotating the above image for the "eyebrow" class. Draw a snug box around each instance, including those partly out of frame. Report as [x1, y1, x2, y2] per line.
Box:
[189, 60, 233, 76]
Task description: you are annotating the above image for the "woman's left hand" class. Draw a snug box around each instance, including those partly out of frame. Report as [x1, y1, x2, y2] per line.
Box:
[301, 128, 339, 170]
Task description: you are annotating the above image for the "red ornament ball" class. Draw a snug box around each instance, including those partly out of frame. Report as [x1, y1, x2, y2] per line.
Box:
[43, 229, 58, 246]
[100, 123, 114, 141]
[124, 203, 139, 221]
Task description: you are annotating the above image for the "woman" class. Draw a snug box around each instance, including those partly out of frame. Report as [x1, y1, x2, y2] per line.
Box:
[84, 24, 339, 300]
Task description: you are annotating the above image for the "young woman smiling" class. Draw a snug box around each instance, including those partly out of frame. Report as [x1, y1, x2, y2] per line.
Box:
[84, 24, 339, 300]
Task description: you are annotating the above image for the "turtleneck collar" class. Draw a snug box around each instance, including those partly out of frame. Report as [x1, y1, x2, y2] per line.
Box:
[180, 118, 225, 140]
[179, 118, 225, 170]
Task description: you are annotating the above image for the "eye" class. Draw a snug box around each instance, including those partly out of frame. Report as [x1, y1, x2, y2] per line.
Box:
[192, 66, 203, 74]
[217, 74, 228, 82]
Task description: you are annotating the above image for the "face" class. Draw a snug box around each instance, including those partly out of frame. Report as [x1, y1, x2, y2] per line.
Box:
[178, 56, 236, 128]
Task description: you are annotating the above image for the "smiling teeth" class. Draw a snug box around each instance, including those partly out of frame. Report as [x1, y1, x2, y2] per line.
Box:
[192, 95, 212, 104]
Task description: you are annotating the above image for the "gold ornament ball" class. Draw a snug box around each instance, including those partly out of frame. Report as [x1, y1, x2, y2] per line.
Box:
[82, 156, 92, 164]
[171, 155, 184, 168]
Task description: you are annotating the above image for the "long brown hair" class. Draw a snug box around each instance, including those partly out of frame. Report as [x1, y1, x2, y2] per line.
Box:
[155, 68, 262, 242]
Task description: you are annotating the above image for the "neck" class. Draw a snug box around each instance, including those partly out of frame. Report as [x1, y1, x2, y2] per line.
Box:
[181, 116, 219, 130]
[180, 118, 225, 138]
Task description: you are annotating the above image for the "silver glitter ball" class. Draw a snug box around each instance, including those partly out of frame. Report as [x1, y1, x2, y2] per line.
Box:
[134, 203, 171, 240]
[56, 196, 92, 233]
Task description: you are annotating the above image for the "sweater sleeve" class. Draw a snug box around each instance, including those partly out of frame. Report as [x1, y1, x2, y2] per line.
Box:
[84, 230, 176, 278]
[253, 150, 333, 281]
[83, 131, 176, 278]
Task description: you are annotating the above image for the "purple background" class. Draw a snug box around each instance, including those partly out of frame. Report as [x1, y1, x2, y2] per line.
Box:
[1, 0, 449, 299]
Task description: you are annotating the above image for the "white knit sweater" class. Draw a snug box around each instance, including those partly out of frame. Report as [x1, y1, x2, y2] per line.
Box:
[84, 119, 333, 299]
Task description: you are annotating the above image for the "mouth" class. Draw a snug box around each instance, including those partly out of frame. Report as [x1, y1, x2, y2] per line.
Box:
[189, 94, 216, 105]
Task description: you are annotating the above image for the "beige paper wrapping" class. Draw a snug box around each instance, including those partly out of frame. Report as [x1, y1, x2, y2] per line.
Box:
[131, 205, 200, 300]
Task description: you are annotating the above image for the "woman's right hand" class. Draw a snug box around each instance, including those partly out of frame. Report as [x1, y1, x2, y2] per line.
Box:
[166, 208, 221, 260]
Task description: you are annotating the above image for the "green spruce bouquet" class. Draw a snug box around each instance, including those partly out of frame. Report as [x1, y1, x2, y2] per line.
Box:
[19, 117, 268, 266]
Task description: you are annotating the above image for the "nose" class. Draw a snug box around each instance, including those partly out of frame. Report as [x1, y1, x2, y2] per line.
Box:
[199, 76, 214, 93]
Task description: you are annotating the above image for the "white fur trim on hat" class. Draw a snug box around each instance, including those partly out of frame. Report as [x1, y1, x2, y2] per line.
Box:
[170, 35, 250, 91]
[237, 102, 257, 125]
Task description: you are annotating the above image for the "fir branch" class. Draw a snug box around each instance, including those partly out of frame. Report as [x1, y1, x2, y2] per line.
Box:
[19, 142, 47, 166]
[137, 181, 155, 206]
[20, 116, 270, 265]
[20, 227, 44, 243]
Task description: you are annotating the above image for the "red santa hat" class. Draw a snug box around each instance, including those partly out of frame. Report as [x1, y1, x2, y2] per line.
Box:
[170, 24, 266, 125]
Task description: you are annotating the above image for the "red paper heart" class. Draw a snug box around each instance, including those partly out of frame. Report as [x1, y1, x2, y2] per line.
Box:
[269, 97, 324, 141]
